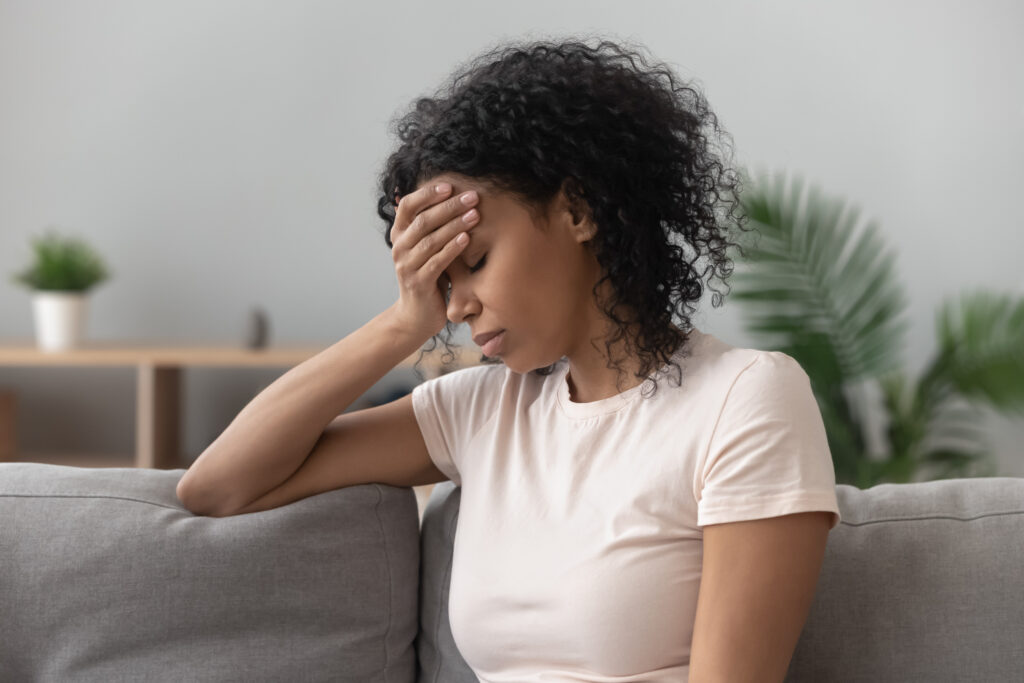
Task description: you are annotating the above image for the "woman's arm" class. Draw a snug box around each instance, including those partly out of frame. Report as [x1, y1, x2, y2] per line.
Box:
[687, 511, 832, 683]
[176, 180, 480, 517]
[175, 304, 425, 516]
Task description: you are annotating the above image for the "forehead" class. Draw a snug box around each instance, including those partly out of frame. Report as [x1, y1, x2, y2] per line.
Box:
[414, 174, 547, 226]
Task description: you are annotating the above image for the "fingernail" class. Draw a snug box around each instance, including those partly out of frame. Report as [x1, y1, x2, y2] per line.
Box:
[436, 183, 451, 194]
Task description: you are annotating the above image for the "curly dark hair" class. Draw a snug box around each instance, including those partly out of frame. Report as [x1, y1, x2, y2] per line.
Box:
[375, 36, 753, 397]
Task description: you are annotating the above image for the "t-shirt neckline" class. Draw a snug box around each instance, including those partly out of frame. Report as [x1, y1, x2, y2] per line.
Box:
[555, 328, 704, 419]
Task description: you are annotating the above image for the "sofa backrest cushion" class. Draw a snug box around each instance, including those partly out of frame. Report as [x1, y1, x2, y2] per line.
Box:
[0, 463, 420, 683]
[416, 481, 477, 683]
[786, 476, 1024, 682]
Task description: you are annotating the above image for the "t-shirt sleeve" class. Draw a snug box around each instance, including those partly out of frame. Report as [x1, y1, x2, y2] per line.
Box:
[410, 363, 506, 487]
[697, 351, 842, 531]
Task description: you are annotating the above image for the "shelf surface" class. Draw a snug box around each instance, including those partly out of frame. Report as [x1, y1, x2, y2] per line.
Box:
[0, 340, 484, 369]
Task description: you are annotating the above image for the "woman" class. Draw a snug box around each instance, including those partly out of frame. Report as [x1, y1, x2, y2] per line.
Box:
[177, 37, 842, 682]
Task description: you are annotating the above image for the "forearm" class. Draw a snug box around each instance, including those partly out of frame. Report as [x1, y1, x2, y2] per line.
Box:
[176, 303, 427, 515]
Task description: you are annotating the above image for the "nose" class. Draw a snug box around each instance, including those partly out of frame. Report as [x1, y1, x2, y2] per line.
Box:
[445, 279, 480, 325]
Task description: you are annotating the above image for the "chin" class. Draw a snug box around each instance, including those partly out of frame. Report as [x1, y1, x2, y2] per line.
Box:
[507, 356, 559, 376]
[498, 356, 532, 375]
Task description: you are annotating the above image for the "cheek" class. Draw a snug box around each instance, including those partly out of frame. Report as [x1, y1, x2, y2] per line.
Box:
[517, 256, 576, 315]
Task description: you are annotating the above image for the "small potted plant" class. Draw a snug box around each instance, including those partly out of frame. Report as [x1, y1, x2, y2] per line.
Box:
[11, 229, 111, 351]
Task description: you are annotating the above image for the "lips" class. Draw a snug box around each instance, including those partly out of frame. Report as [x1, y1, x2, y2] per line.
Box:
[473, 329, 505, 347]
[473, 329, 507, 357]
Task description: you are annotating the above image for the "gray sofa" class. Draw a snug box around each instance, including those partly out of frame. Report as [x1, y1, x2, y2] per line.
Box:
[1, 462, 1021, 682]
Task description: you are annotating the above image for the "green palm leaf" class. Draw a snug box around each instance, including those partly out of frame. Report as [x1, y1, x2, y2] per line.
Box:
[936, 290, 1024, 416]
[728, 169, 1024, 485]
[732, 169, 911, 380]
[918, 398, 998, 478]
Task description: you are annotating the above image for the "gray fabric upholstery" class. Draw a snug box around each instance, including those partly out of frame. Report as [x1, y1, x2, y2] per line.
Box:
[416, 482, 476, 683]
[3, 461, 1022, 682]
[0, 463, 420, 683]
[784, 476, 1024, 682]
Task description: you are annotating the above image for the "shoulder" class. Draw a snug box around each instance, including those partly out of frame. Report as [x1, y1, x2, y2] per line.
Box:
[411, 359, 511, 411]
[420, 360, 509, 390]
[683, 333, 816, 428]
[731, 350, 811, 395]
[693, 331, 809, 391]
[704, 348, 823, 449]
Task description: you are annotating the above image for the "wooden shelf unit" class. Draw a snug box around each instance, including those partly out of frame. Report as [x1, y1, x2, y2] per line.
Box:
[0, 339, 481, 470]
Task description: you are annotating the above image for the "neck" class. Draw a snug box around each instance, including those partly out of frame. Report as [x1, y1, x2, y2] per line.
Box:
[565, 324, 682, 403]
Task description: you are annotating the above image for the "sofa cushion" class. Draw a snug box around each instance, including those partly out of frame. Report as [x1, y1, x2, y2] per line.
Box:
[416, 481, 476, 683]
[0, 463, 420, 683]
[786, 477, 1024, 682]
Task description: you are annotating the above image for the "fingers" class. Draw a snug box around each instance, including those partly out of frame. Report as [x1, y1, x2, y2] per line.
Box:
[391, 219, 469, 317]
[400, 206, 477, 277]
[393, 187, 480, 273]
[394, 182, 452, 230]
[419, 229, 471, 288]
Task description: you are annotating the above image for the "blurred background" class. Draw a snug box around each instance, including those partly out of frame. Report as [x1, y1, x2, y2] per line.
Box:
[1, 0, 1021, 476]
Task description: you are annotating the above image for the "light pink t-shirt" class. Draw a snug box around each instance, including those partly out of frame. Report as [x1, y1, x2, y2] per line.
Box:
[411, 327, 841, 682]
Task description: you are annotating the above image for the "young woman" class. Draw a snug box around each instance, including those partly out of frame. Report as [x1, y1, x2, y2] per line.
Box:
[177, 37, 842, 682]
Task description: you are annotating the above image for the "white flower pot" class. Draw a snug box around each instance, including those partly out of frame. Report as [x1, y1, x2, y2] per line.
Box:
[32, 291, 89, 352]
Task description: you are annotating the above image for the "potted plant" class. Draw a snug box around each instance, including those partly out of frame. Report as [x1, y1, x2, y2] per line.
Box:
[731, 169, 1024, 488]
[11, 229, 111, 351]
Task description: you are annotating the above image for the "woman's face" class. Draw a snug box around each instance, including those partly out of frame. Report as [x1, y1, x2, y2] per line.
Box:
[416, 173, 606, 374]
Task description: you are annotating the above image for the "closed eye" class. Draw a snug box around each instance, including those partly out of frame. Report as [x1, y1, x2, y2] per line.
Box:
[469, 254, 487, 273]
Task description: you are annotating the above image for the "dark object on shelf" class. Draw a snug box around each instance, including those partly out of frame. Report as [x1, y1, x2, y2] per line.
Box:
[0, 390, 16, 460]
[246, 308, 270, 350]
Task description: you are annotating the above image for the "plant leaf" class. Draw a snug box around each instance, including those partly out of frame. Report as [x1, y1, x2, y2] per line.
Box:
[734, 169, 909, 381]
[936, 290, 1024, 416]
[11, 229, 110, 292]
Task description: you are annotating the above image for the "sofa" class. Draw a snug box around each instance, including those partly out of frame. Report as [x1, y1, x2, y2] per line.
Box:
[1, 461, 1021, 683]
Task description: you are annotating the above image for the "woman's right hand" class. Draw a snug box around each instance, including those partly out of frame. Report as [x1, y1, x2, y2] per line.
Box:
[388, 181, 481, 338]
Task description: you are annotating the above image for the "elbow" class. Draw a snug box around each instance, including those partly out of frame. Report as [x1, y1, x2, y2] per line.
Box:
[175, 476, 210, 516]
[176, 472, 233, 518]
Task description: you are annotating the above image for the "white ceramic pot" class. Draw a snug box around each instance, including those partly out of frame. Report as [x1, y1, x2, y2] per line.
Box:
[32, 291, 89, 352]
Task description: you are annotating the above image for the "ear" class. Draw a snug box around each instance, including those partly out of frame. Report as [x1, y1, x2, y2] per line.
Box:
[555, 178, 597, 244]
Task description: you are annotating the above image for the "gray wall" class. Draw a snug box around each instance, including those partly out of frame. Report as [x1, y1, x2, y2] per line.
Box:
[1, 0, 1021, 477]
